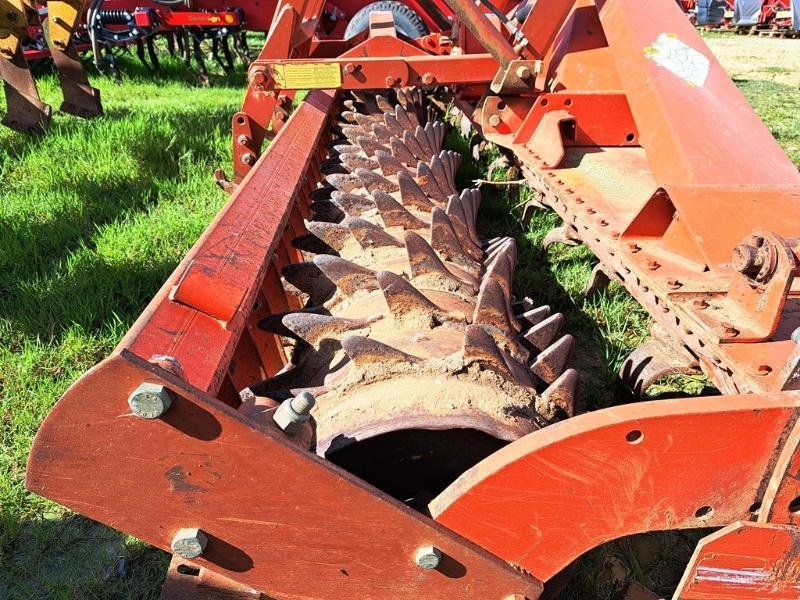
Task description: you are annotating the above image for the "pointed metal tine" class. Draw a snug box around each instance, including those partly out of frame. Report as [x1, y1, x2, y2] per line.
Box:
[342, 335, 421, 368]
[423, 122, 439, 156]
[542, 368, 579, 417]
[394, 103, 415, 131]
[543, 224, 580, 250]
[413, 125, 435, 158]
[416, 160, 446, 201]
[375, 94, 393, 113]
[333, 143, 361, 155]
[353, 112, 376, 131]
[398, 171, 436, 211]
[431, 207, 480, 275]
[356, 135, 385, 157]
[375, 150, 407, 177]
[320, 159, 349, 175]
[402, 128, 427, 162]
[355, 167, 399, 194]
[531, 334, 575, 384]
[291, 233, 338, 255]
[326, 172, 363, 193]
[372, 190, 427, 230]
[384, 112, 406, 138]
[346, 217, 403, 249]
[473, 277, 515, 335]
[430, 153, 456, 197]
[257, 306, 325, 337]
[524, 313, 564, 352]
[304, 220, 352, 252]
[339, 153, 379, 171]
[330, 191, 376, 216]
[390, 136, 417, 167]
[517, 305, 551, 327]
[371, 122, 392, 144]
[341, 110, 358, 123]
[341, 124, 364, 141]
[282, 313, 380, 346]
[313, 255, 379, 295]
[446, 196, 483, 259]
[462, 324, 520, 380]
[485, 242, 516, 301]
[404, 231, 464, 287]
[377, 270, 456, 323]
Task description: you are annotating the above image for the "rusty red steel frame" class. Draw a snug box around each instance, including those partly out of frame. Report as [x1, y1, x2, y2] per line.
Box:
[26, 0, 800, 597]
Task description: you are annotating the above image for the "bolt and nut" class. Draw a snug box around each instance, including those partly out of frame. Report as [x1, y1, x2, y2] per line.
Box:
[515, 65, 532, 80]
[273, 391, 316, 435]
[128, 382, 173, 419]
[488, 114, 501, 128]
[414, 544, 442, 570]
[250, 69, 268, 87]
[171, 528, 208, 559]
[732, 236, 774, 282]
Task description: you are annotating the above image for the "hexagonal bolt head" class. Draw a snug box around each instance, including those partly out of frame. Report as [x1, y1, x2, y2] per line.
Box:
[273, 392, 316, 435]
[488, 114, 501, 128]
[414, 545, 442, 570]
[171, 528, 208, 559]
[515, 65, 532, 80]
[128, 382, 173, 419]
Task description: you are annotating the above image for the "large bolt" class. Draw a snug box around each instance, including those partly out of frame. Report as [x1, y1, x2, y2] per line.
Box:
[250, 69, 268, 87]
[273, 391, 316, 435]
[421, 72, 435, 85]
[515, 65, 532, 80]
[732, 243, 761, 274]
[241, 152, 256, 166]
[488, 114, 501, 128]
[414, 545, 442, 570]
[128, 382, 173, 419]
[171, 528, 208, 559]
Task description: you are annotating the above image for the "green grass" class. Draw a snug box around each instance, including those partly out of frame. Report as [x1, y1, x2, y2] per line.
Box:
[0, 35, 798, 599]
[1, 53, 244, 598]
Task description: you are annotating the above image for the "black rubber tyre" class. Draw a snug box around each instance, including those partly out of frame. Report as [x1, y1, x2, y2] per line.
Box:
[344, 1, 429, 40]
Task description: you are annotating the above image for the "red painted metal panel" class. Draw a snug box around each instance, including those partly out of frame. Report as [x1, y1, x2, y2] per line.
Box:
[26, 352, 542, 599]
[432, 394, 799, 581]
[127, 90, 335, 396]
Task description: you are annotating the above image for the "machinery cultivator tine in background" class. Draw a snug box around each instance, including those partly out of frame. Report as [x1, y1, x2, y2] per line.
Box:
[0, 0, 52, 132]
[0, 42, 52, 132]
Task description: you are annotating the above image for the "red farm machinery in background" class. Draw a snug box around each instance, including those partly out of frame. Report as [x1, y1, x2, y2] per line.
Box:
[14, 0, 800, 597]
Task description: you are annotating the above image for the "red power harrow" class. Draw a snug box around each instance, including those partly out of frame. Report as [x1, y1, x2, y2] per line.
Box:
[25, 0, 800, 597]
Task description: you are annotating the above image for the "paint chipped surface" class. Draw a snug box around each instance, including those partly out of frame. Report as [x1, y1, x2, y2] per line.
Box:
[645, 33, 710, 87]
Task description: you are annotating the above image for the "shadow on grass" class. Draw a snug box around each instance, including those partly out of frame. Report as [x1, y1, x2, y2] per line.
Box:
[0, 104, 232, 340]
[0, 511, 168, 600]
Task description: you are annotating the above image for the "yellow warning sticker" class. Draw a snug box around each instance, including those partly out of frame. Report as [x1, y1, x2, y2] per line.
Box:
[271, 63, 342, 90]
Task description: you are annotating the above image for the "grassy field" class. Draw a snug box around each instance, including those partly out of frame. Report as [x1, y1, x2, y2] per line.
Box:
[1, 34, 799, 598]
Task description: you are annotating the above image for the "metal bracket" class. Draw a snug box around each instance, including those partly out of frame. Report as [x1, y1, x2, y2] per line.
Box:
[489, 59, 541, 94]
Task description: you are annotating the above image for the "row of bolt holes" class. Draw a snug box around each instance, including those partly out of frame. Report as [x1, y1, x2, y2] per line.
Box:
[625, 428, 800, 520]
